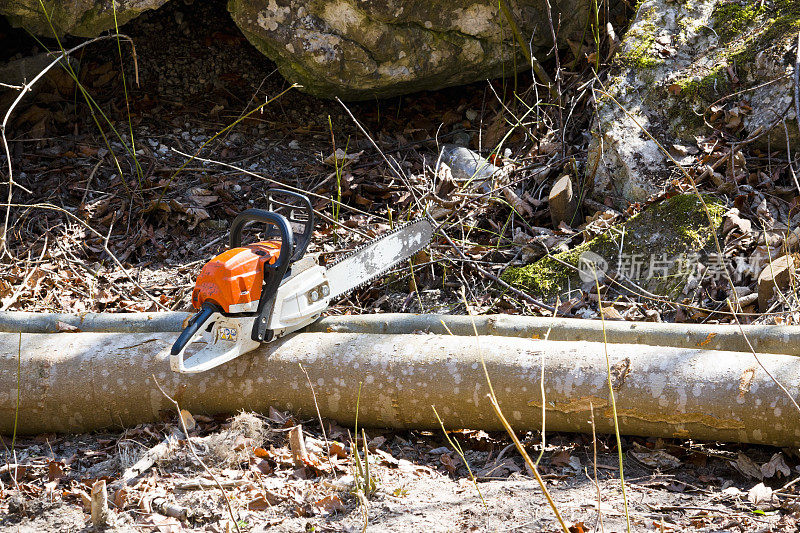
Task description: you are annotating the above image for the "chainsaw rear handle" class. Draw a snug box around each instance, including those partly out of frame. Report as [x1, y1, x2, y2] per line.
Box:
[229, 209, 294, 273]
[170, 302, 217, 357]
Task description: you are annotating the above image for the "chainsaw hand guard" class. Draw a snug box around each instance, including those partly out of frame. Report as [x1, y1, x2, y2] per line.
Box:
[170, 302, 260, 373]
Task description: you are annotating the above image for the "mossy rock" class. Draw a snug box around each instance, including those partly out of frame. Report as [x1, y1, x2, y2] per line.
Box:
[0, 0, 169, 38]
[501, 193, 726, 301]
[587, 0, 799, 208]
[227, 0, 606, 100]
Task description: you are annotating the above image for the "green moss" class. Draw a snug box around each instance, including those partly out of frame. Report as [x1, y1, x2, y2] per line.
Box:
[501, 194, 726, 300]
[666, 0, 799, 140]
[712, 2, 766, 43]
[677, 69, 727, 101]
[711, 0, 800, 66]
[618, 8, 663, 70]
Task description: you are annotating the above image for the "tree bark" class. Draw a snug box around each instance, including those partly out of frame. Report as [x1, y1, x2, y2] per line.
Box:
[3, 311, 799, 356]
[1, 331, 799, 446]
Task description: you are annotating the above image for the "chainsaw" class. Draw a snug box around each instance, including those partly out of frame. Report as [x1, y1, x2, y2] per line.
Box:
[170, 189, 434, 373]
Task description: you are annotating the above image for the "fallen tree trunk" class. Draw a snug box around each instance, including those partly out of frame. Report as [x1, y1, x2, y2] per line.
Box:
[2, 331, 799, 446]
[309, 313, 800, 356]
[2, 311, 799, 356]
[0, 311, 190, 333]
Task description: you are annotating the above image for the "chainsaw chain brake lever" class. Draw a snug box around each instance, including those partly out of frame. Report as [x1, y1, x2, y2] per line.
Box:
[262, 189, 314, 264]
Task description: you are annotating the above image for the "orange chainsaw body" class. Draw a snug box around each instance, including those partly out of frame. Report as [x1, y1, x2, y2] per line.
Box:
[191, 241, 281, 312]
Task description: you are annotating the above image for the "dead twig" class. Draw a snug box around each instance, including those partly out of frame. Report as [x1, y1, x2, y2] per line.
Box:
[170, 148, 378, 238]
[589, 401, 606, 533]
[117, 433, 177, 486]
[0, 34, 134, 259]
[298, 363, 335, 475]
[497, 0, 559, 100]
[461, 288, 569, 532]
[152, 375, 242, 533]
[438, 227, 559, 314]
[0, 202, 168, 310]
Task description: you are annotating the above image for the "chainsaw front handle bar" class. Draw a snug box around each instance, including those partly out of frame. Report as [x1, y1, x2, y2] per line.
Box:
[170, 302, 216, 357]
[229, 209, 294, 273]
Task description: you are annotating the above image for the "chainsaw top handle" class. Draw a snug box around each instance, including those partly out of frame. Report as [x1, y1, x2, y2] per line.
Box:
[229, 208, 297, 342]
[229, 208, 294, 268]
[231, 189, 313, 264]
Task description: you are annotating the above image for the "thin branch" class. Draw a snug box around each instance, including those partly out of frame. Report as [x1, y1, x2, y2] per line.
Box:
[0, 202, 167, 310]
[1, 34, 134, 257]
[152, 375, 242, 533]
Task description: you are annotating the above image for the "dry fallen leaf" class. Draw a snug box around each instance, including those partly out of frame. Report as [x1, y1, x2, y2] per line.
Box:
[629, 447, 681, 471]
[313, 494, 345, 516]
[551, 449, 572, 467]
[761, 453, 790, 479]
[250, 458, 273, 475]
[733, 453, 763, 480]
[322, 149, 363, 168]
[747, 482, 773, 505]
[328, 442, 348, 459]
[601, 306, 624, 320]
[247, 494, 271, 511]
[440, 453, 457, 474]
[47, 460, 65, 481]
[114, 488, 128, 510]
[179, 409, 196, 432]
[56, 321, 80, 332]
[138, 513, 182, 533]
[569, 522, 587, 533]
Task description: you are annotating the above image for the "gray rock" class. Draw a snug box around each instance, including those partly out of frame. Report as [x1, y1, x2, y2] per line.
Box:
[227, 0, 598, 100]
[2, 0, 616, 101]
[757, 255, 796, 311]
[439, 143, 498, 190]
[586, 0, 800, 208]
[548, 174, 578, 227]
[0, 0, 168, 37]
[0, 53, 54, 89]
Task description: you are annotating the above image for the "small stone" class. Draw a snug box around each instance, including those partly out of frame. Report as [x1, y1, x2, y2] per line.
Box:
[729, 286, 752, 298]
[549, 175, 579, 227]
[288, 140, 300, 150]
[757, 255, 796, 311]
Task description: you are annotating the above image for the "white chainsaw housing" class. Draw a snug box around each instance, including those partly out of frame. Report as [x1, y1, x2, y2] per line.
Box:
[266, 263, 331, 339]
[170, 314, 260, 373]
[170, 261, 331, 373]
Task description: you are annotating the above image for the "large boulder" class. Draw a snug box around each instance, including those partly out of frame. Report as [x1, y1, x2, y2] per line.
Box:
[227, 0, 594, 100]
[587, 0, 799, 208]
[0, 0, 168, 37]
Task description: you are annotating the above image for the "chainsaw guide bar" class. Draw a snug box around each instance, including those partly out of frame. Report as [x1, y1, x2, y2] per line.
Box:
[325, 217, 435, 299]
